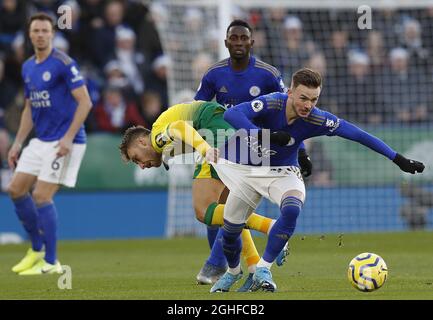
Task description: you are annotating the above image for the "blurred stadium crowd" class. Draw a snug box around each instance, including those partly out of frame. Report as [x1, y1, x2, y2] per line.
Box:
[1, 1, 433, 186]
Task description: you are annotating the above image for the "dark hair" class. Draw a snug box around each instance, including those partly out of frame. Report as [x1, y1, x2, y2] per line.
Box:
[28, 12, 55, 32]
[226, 19, 252, 35]
[292, 68, 322, 89]
[119, 125, 151, 161]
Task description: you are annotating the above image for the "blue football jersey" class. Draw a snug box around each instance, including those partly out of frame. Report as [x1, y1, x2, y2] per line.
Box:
[22, 48, 86, 143]
[194, 56, 285, 108]
[223, 92, 397, 166]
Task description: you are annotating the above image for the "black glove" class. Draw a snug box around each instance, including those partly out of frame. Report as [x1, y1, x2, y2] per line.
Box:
[298, 148, 312, 177]
[393, 153, 425, 174]
[258, 130, 292, 146]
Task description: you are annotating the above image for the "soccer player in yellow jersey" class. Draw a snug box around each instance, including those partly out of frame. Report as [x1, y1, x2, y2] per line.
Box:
[119, 101, 281, 289]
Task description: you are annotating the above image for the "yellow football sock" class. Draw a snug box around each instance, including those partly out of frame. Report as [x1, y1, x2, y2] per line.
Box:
[246, 213, 273, 234]
[205, 203, 273, 234]
[240, 229, 260, 268]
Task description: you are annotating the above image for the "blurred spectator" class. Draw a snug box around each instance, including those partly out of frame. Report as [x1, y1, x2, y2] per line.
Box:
[278, 15, 316, 84]
[114, 26, 145, 96]
[29, 0, 62, 16]
[103, 59, 136, 103]
[0, 56, 19, 118]
[339, 51, 380, 124]
[203, 28, 220, 62]
[145, 54, 170, 108]
[379, 48, 432, 123]
[182, 8, 206, 54]
[136, 2, 163, 64]
[365, 30, 387, 76]
[93, 86, 146, 133]
[3, 32, 26, 87]
[53, 33, 70, 53]
[59, 0, 87, 62]
[78, 0, 105, 27]
[79, 63, 102, 107]
[374, 8, 402, 48]
[139, 91, 164, 126]
[0, 0, 26, 52]
[191, 52, 213, 92]
[260, 7, 287, 67]
[89, 0, 126, 68]
[324, 26, 350, 83]
[399, 18, 429, 68]
[420, 7, 433, 64]
[147, 2, 168, 30]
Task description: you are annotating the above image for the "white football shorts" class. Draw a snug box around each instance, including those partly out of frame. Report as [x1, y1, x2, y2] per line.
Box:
[212, 159, 306, 208]
[15, 138, 86, 187]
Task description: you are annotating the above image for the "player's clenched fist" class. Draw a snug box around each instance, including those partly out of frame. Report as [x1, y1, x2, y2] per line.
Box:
[393, 153, 425, 174]
[7, 143, 22, 170]
[205, 147, 220, 163]
[56, 137, 73, 157]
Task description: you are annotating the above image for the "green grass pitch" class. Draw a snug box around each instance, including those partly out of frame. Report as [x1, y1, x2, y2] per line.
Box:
[1, 231, 432, 300]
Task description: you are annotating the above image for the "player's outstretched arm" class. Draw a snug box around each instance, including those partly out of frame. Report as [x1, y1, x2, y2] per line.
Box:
[334, 120, 425, 174]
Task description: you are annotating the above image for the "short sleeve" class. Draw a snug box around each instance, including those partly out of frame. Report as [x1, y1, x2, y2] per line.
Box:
[62, 60, 85, 91]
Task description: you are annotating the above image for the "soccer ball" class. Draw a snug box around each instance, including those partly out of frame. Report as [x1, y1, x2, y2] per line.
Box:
[347, 252, 388, 292]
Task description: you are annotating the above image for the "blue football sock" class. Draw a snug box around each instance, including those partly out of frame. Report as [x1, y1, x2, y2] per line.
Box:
[263, 196, 302, 263]
[206, 226, 219, 248]
[222, 220, 245, 268]
[206, 228, 227, 268]
[12, 194, 43, 252]
[37, 202, 58, 264]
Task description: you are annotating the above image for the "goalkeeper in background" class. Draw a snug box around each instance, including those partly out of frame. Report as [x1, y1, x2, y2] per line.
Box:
[194, 19, 312, 290]
[119, 100, 284, 290]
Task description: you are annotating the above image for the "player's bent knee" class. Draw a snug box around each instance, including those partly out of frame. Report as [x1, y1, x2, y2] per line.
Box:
[6, 182, 27, 200]
[281, 190, 305, 204]
[194, 206, 206, 223]
[31, 190, 53, 206]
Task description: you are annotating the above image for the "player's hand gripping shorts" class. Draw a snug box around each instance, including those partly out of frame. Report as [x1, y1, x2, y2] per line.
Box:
[15, 138, 86, 187]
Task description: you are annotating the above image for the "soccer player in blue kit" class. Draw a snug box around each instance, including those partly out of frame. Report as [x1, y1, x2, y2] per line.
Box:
[207, 68, 425, 292]
[6, 13, 92, 275]
[194, 20, 312, 289]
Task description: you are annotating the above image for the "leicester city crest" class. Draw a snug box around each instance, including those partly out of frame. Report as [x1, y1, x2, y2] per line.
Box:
[42, 71, 51, 81]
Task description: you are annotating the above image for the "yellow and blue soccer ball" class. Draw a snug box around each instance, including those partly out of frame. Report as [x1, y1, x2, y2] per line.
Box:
[347, 252, 388, 292]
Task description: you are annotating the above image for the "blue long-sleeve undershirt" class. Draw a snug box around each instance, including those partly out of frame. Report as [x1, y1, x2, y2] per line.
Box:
[334, 120, 397, 160]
